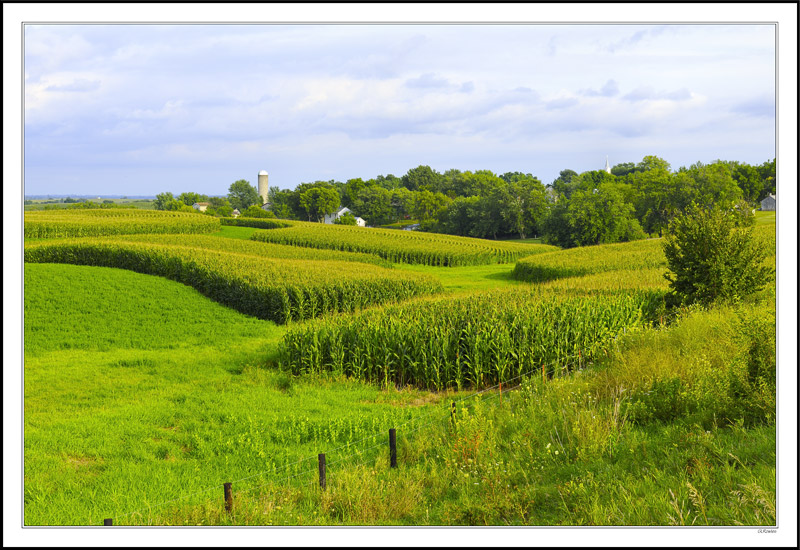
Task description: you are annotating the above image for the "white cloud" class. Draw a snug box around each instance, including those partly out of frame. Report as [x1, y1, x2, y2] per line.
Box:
[22, 23, 776, 194]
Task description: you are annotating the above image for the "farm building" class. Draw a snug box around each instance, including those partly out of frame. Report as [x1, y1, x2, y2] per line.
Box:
[192, 202, 210, 212]
[760, 194, 776, 211]
[323, 207, 366, 227]
[232, 209, 240, 218]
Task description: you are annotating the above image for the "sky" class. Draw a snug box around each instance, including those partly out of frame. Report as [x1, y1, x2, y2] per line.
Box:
[23, 22, 777, 196]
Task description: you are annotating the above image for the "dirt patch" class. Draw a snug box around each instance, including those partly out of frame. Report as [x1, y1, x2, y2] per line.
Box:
[65, 455, 102, 471]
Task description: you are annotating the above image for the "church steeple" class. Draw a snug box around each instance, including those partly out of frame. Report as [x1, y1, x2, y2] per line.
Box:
[605, 156, 611, 174]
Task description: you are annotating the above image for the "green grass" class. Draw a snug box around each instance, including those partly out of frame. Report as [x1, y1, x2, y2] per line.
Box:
[754, 210, 775, 225]
[24, 264, 278, 354]
[395, 262, 524, 292]
[23, 263, 448, 525]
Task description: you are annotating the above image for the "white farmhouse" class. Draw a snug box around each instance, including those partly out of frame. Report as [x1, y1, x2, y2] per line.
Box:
[760, 194, 776, 211]
[323, 207, 366, 227]
[192, 202, 210, 212]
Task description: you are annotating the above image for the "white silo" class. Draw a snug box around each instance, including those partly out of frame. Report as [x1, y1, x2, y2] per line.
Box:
[258, 170, 269, 205]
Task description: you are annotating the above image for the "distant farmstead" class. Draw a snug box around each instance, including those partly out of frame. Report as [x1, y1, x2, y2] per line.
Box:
[192, 202, 210, 212]
[323, 207, 366, 227]
[760, 194, 776, 211]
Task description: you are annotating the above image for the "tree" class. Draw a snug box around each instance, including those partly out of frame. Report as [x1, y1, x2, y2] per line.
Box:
[177, 191, 209, 206]
[566, 186, 645, 247]
[662, 203, 773, 307]
[333, 212, 358, 225]
[208, 196, 231, 209]
[390, 188, 415, 220]
[402, 165, 445, 192]
[215, 204, 234, 217]
[611, 162, 638, 177]
[756, 158, 776, 201]
[687, 161, 743, 208]
[154, 192, 175, 210]
[412, 190, 451, 222]
[726, 162, 762, 204]
[543, 185, 645, 248]
[637, 155, 671, 173]
[550, 169, 579, 197]
[341, 178, 371, 208]
[299, 187, 340, 222]
[227, 180, 260, 211]
[352, 186, 393, 226]
[498, 178, 548, 239]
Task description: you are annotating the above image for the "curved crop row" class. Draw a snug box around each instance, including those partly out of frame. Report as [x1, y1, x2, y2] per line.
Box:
[221, 217, 293, 229]
[110, 234, 391, 267]
[279, 288, 664, 390]
[249, 221, 557, 267]
[24, 240, 443, 324]
[24, 209, 220, 239]
[512, 238, 666, 283]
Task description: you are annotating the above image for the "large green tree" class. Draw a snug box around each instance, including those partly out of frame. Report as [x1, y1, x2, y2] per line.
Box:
[544, 185, 645, 248]
[154, 192, 175, 210]
[402, 165, 445, 193]
[352, 186, 393, 226]
[227, 180, 260, 211]
[663, 203, 773, 306]
[686, 161, 743, 208]
[299, 187, 340, 222]
[498, 178, 548, 239]
[412, 190, 451, 222]
[177, 191, 209, 206]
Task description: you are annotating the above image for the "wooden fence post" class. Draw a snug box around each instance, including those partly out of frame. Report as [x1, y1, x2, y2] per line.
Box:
[103, 518, 113, 526]
[389, 428, 397, 468]
[318, 453, 326, 489]
[224, 482, 233, 513]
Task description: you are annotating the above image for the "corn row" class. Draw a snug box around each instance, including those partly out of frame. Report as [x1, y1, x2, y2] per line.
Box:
[250, 221, 557, 267]
[221, 217, 293, 229]
[24, 209, 220, 239]
[279, 288, 660, 389]
[513, 238, 667, 283]
[108, 234, 391, 267]
[24, 240, 443, 324]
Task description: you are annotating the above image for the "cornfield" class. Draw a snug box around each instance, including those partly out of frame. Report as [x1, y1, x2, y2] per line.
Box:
[279, 288, 663, 390]
[249, 221, 558, 267]
[24, 209, 220, 239]
[513, 238, 666, 283]
[110, 234, 391, 267]
[24, 240, 443, 324]
[221, 217, 293, 229]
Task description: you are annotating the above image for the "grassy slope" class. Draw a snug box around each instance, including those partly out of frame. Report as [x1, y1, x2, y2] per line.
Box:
[23, 264, 449, 525]
[23, 217, 777, 526]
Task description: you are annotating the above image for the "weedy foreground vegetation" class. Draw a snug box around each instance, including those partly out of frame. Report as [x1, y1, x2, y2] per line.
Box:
[23, 209, 776, 526]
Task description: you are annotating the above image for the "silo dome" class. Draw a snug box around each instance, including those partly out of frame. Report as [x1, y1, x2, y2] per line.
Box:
[258, 170, 268, 176]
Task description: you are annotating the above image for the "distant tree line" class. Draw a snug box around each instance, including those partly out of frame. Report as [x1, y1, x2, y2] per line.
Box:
[153, 156, 775, 248]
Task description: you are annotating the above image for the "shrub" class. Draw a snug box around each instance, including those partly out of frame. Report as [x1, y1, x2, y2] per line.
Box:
[333, 212, 357, 226]
[243, 205, 276, 218]
[662, 204, 774, 307]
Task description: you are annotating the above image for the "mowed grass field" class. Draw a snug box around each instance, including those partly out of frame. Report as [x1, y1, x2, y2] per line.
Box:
[22, 210, 777, 526]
